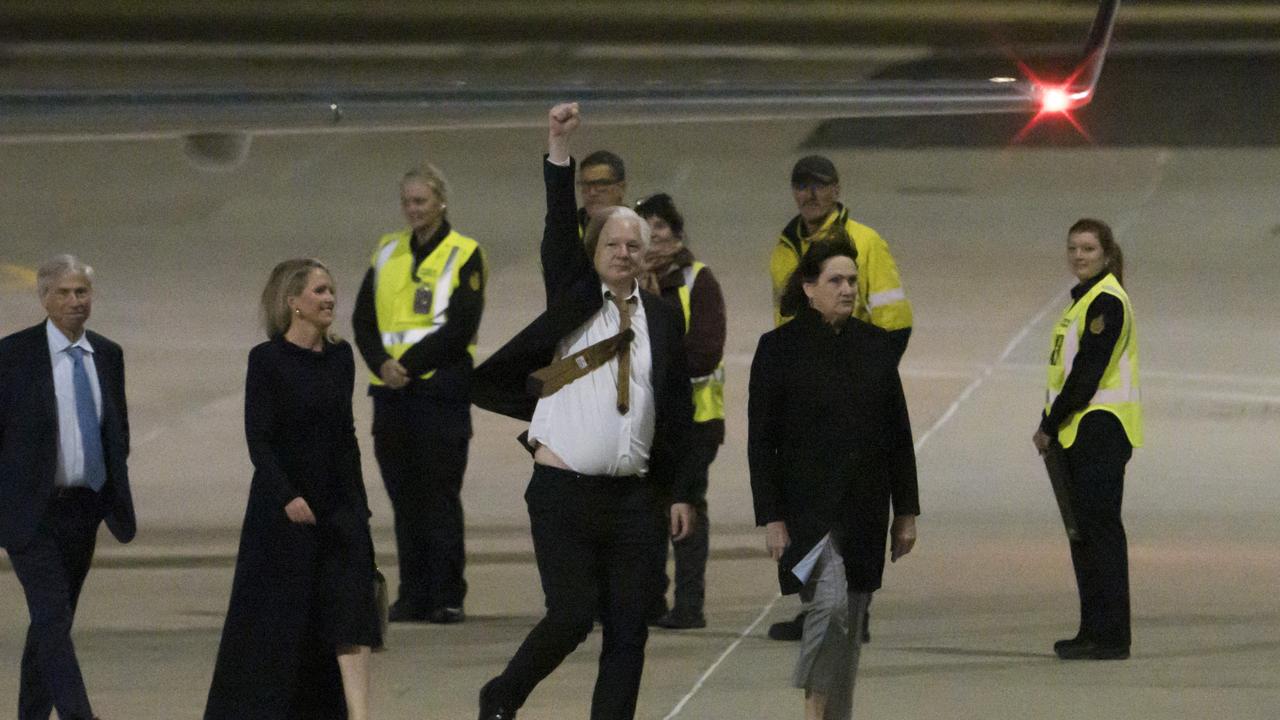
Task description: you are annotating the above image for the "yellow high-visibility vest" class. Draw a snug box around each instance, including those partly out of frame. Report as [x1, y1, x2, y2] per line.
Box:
[770, 205, 912, 330]
[1045, 272, 1143, 449]
[676, 261, 726, 423]
[369, 228, 481, 385]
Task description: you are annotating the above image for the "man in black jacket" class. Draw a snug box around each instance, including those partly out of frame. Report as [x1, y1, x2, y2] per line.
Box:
[1, 255, 135, 720]
[471, 102, 696, 720]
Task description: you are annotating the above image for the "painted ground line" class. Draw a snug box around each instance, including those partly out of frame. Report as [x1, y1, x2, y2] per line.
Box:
[661, 594, 782, 720]
[912, 285, 1069, 453]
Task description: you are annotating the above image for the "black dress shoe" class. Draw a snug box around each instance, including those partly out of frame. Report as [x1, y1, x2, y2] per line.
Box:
[767, 611, 807, 641]
[653, 608, 707, 630]
[388, 600, 429, 623]
[861, 607, 871, 644]
[1055, 639, 1129, 660]
[479, 678, 518, 720]
[1053, 635, 1088, 654]
[429, 606, 466, 624]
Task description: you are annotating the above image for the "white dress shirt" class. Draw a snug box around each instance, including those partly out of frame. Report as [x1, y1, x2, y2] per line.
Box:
[528, 282, 656, 476]
[46, 319, 103, 488]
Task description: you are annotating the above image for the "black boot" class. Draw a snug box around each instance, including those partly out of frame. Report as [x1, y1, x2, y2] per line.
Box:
[767, 611, 807, 641]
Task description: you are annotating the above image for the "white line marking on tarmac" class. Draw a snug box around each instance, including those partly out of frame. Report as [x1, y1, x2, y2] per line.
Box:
[662, 594, 782, 720]
[912, 286, 1069, 452]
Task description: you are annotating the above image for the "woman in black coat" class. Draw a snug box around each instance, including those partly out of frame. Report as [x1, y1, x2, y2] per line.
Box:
[205, 258, 381, 720]
[748, 234, 919, 720]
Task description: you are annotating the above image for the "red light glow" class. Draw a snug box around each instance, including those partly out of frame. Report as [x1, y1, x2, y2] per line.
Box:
[1040, 87, 1071, 114]
[1006, 57, 1095, 145]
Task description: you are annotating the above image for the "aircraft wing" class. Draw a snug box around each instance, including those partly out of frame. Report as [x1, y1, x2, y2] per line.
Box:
[0, 0, 1119, 162]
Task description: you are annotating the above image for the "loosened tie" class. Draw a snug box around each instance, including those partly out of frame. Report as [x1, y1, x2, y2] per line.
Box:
[68, 346, 107, 492]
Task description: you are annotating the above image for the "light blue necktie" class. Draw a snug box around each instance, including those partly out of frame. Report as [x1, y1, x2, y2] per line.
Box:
[67, 346, 107, 492]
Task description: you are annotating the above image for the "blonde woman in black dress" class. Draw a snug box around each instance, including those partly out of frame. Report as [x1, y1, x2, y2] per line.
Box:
[206, 259, 380, 720]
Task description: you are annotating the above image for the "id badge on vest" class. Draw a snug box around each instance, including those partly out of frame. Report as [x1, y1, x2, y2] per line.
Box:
[413, 285, 433, 315]
[1048, 318, 1070, 365]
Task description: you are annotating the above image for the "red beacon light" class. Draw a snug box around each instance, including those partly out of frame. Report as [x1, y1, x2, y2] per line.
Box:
[1039, 86, 1072, 114]
[1036, 84, 1092, 115]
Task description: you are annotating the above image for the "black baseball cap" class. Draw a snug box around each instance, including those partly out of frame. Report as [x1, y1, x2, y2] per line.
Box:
[791, 155, 839, 185]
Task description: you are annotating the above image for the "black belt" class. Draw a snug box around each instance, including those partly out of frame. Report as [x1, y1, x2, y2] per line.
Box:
[534, 463, 641, 484]
[52, 486, 98, 500]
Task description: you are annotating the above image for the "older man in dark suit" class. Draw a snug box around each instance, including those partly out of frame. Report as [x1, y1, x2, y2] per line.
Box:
[0, 255, 136, 720]
[471, 103, 696, 720]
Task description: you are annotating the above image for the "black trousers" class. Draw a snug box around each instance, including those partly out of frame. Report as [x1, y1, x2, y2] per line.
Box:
[490, 464, 666, 720]
[657, 425, 718, 615]
[6, 489, 101, 720]
[1062, 412, 1133, 647]
[372, 395, 469, 610]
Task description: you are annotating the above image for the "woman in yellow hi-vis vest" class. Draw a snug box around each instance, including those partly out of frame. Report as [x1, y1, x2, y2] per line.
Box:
[352, 164, 486, 625]
[1033, 218, 1142, 661]
[635, 193, 727, 630]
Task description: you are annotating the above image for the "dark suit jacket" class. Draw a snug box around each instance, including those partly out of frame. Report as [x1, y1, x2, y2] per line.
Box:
[748, 307, 918, 594]
[472, 157, 696, 503]
[0, 322, 136, 550]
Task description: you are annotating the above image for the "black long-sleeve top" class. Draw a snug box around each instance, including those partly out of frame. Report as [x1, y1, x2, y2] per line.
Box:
[244, 337, 369, 523]
[1041, 272, 1125, 435]
[352, 220, 485, 404]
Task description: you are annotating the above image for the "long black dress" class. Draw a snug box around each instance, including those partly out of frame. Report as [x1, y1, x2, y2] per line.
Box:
[205, 337, 381, 720]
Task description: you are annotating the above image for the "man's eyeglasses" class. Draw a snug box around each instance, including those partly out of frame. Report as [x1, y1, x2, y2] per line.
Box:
[578, 178, 621, 190]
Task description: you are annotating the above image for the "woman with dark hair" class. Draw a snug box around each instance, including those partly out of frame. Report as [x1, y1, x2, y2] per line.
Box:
[206, 259, 381, 719]
[749, 238, 919, 719]
[1033, 218, 1142, 660]
[634, 192, 727, 629]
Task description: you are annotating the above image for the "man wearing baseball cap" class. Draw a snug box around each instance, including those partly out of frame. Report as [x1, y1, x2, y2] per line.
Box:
[765, 154, 914, 643]
[769, 155, 913, 355]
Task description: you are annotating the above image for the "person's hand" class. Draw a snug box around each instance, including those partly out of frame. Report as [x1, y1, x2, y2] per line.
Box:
[547, 102, 580, 164]
[890, 514, 916, 562]
[1033, 428, 1052, 456]
[765, 520, 790, 561]
[548, 102, 580, 137]
[379, 358, 410, 389]
[670, 503, 696, 541]
[285, 496, 317, 525]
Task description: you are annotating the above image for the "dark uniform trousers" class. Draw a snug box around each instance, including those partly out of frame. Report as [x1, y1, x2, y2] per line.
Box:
[490, 464, 666, 720]
[372, 393, 469, 611]
[7, 489, 101, 720]
[657, 422, 718, 615]
[1062, 412, 1133, 647]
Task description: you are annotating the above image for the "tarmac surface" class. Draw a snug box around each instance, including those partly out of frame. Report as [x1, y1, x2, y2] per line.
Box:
[2, 6, 1279, 719]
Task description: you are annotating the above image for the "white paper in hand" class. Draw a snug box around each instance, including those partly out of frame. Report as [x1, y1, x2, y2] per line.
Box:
[791, 533, 831, 585]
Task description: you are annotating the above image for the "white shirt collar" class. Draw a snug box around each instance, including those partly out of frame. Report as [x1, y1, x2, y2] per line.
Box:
[600, 280, 641, 303]
[45, 319, 94, 356]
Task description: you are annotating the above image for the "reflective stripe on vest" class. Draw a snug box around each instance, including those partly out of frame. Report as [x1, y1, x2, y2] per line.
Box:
[1044, 272, 1143, 449]
[677, 262, 726, 423]
[369, 229, 480, 385]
